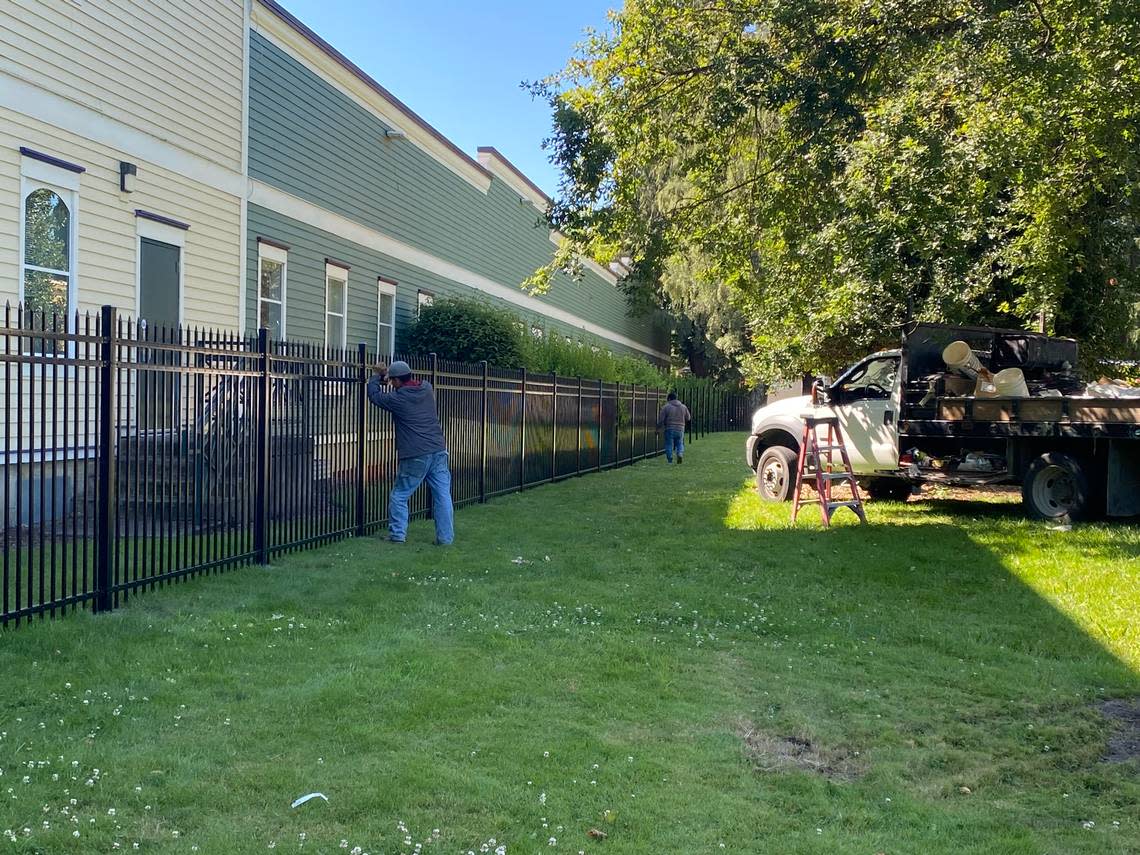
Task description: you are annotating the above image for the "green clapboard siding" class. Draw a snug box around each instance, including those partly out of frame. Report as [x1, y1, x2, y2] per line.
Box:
[247, 204, 661, 360]
[247, 30, 667, 355]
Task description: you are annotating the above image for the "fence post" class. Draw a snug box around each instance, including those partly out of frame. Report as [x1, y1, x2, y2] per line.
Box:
[597, 378, 604, 472]
[633, 384, 640, 459]
[519, 367, 527, 492]
[629, 383, 635, 464]
[94, 306, 118, 613]
[355, 342, 367, 536]
[697, 387, 706, 442]
[426, 353, 438, 520]
[480, 360, 488, 503]
[253, 327, 270, 565]
[615, 382, 621, 467]
[576, 376, 583, 476]
[550, 371, 557, 482]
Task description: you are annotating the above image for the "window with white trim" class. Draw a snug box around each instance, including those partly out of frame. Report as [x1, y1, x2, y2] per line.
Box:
[19, 160, 79, 354]
[325, 262, 348, 354]
[377, 277, 396, 360]
[257, 242, 287, 339]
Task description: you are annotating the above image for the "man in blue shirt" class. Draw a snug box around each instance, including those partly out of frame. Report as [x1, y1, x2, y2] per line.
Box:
[367, 360, 454, 545]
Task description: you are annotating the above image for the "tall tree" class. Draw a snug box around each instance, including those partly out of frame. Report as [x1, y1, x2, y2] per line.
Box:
[529, 0, 1140, 380]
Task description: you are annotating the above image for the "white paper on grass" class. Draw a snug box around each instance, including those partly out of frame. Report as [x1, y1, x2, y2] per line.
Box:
[291, 792, 328, 808]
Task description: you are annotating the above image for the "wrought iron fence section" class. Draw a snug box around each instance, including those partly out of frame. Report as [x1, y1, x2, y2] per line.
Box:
[1, 306, 749, 626]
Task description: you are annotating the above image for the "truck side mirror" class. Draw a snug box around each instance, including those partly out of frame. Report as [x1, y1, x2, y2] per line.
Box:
[817, 376, 834, 404]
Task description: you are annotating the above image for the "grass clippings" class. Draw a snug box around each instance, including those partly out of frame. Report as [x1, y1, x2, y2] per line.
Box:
[739, 720, 863, 782]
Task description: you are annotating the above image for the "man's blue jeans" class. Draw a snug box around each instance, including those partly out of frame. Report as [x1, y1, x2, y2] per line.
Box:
[389, 451, 454, 544]
[663, 428, 685, 462]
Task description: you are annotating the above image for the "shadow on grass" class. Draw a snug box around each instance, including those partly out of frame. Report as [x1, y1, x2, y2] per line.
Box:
[903, 496, 1028, 521]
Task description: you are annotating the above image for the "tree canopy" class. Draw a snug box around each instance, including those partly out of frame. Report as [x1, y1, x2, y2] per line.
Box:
[529, 0, 1140, 380]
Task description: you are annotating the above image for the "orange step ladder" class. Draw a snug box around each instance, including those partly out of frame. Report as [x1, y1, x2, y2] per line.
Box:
[791, 404, 867, 527]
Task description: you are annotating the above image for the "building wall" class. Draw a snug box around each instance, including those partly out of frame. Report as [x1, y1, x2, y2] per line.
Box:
[0, 0, 247, 329]
[0, 0, 245, 172]
[0, 108, 243, 326]
[246, 14, 668, 359]
[247, 204, 656, 359]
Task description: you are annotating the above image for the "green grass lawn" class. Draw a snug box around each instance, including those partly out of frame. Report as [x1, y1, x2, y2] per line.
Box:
[1, 432, 1138, 854]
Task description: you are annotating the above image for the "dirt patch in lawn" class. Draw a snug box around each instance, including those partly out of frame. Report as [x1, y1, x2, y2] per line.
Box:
[738, 720, 863, 782]
[1100, 698, 1140, 763]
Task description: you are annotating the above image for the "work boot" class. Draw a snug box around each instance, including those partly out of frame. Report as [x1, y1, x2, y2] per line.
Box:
[677, 454, 683, 464]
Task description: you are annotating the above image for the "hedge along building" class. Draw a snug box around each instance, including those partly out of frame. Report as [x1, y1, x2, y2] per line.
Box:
[246, 0, 669, 365]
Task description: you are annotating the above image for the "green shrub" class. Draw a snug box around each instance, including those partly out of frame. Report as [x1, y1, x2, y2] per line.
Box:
[403, 297, 736, 404]
[405, 297, 526, 365]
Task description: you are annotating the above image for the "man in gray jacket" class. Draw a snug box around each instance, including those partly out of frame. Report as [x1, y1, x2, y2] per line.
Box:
[367, 360, 453, 544]
[656, 391, 691, 464]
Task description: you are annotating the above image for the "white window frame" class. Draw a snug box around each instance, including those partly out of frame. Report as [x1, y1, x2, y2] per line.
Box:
[256, 241, 288, 338]
[376, 277, 397, 360]
[324, 262, 348, 354]
[18, 157, 80, 350]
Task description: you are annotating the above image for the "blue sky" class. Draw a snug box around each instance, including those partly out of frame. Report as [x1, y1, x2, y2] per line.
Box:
[279, 0, 616, 197]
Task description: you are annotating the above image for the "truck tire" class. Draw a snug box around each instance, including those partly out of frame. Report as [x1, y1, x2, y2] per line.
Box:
[756, 446, 797, 502]
[863, 477, 912, 502]
[1022, 453, 1091, 523]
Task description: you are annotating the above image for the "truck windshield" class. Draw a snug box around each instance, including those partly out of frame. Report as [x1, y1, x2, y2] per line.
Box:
[835, 356, 898, 401]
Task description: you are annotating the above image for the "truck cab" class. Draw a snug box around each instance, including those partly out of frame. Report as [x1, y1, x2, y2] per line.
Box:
[746, 349, 907, 502]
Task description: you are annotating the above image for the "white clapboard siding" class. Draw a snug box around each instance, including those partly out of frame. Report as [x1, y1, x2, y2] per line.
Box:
[0, 0, 244, 171]
[0, 107, 242, 329]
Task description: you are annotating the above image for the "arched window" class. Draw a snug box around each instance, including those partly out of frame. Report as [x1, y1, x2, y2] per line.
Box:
[22, 186, 73, 342]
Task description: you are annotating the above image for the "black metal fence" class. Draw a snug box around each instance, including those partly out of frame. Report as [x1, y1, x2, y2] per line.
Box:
[1, 305, 749, 626]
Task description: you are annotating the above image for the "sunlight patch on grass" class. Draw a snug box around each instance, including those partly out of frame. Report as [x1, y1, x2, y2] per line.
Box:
[723, 474, 1140, 674]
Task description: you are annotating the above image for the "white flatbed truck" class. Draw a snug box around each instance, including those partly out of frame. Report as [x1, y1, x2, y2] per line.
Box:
[746, 324, 1140, 522]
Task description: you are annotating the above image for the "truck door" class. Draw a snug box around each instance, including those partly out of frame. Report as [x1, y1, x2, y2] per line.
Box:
[829, 355, 901, 471]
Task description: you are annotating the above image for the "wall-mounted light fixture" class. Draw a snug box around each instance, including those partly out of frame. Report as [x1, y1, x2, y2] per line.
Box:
[119, 161, 137, 193]
[383, 129, 407, 140]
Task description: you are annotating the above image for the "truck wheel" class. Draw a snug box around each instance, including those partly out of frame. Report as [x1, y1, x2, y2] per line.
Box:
[864, 478, 912, 502]
[756, 446, 797, 502]
[1022, 453, 1090, 523]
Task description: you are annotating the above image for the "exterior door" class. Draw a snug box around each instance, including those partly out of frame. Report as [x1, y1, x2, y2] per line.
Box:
[138, 238, 181, 429]
[831, 355, 901, 471]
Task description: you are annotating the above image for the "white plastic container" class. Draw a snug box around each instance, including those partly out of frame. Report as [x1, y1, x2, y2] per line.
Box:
[942, 340, 984, 377]
[993, 367, 1029, 398]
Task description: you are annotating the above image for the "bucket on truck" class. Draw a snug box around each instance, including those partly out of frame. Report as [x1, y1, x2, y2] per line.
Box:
[993, 367, 1029, 398]
[942, 340, 985, 377]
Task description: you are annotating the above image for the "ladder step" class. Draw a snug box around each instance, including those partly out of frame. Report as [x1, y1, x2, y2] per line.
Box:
[827, 500, 863, 510]
[814, 445, 844, 452]
[818, 472, 854, 482]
